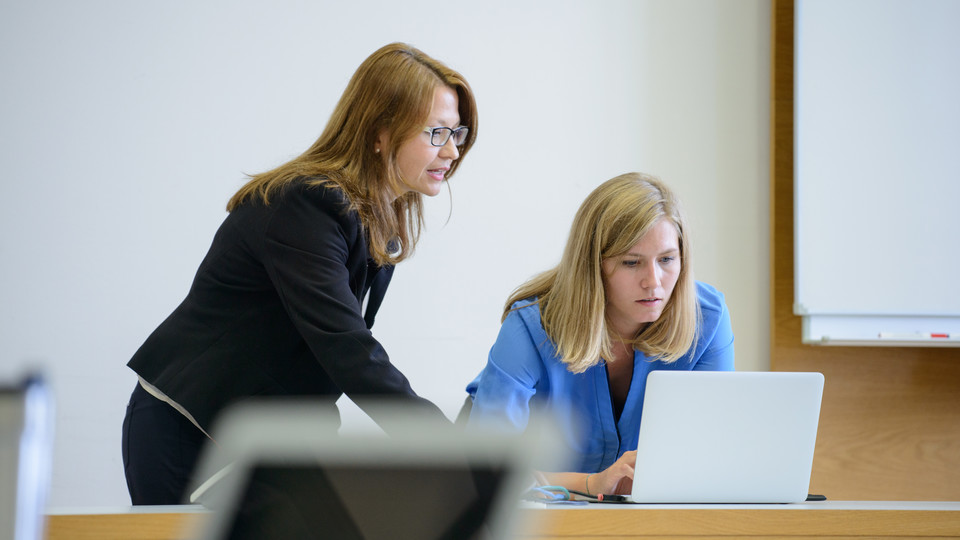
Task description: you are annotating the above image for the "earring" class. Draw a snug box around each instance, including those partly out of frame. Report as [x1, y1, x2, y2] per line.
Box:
[375, 148, 381, 154]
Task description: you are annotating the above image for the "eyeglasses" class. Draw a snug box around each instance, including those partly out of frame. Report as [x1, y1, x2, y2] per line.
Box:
[423, 126, 469, 147]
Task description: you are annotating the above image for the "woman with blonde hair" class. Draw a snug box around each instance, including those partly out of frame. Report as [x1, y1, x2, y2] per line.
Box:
[123, 42, 477, 505]
[466, 172, 734, 496]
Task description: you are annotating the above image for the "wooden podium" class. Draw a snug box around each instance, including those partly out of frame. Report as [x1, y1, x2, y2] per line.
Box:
[45, 501, 960, 539]
[517, 501, 960, 539]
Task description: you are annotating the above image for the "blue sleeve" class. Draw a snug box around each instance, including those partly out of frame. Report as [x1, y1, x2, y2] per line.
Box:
[465, 307, 546, 431]
[692, 282, 736, 371]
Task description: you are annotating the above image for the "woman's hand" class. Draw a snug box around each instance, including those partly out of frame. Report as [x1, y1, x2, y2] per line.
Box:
[588, 450, 636, 495]
[538, 450, 639, 497]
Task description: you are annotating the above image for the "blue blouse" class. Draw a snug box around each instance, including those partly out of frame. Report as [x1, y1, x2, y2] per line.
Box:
[465, 281, 735, 473]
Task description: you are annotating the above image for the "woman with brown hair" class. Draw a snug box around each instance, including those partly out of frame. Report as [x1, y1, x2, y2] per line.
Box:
[122, 42, 477, 505]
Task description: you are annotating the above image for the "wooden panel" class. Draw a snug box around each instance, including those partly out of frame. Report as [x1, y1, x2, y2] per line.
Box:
[45, 506, 960, 540]
[770, 0, 960, 501]
[45, 512, 201, 540]
[518, 506, 960, 538]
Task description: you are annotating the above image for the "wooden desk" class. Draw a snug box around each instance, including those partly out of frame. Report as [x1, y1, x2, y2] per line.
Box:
[46, 501, 960, 540]
[46, 506, 207, 540]
[517, 501, 960, 539]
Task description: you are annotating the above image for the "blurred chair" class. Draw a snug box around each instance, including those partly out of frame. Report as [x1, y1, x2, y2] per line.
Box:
[0, 375, 54, 540]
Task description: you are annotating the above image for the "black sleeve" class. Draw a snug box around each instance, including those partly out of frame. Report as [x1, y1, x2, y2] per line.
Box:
[261, 187, 449, 427]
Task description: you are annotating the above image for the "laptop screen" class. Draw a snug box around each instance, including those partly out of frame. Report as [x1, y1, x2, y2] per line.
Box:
[630, 371, 824, 503]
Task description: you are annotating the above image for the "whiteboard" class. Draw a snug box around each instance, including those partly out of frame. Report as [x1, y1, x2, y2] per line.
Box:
[794, 0, 960, 346]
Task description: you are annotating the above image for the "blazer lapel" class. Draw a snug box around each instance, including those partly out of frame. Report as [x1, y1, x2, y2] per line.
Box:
[363, 265, 393, 329]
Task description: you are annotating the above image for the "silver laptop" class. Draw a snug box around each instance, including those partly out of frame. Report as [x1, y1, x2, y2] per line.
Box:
[630, 371, 824, 503]
[186, 400, 561, 540]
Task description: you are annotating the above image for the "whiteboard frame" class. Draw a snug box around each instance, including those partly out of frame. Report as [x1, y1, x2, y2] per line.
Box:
[793, 0, 960, 346]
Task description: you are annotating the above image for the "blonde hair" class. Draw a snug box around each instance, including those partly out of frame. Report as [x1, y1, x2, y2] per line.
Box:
[227, 42, 477, 265]
[504, 173, 700, 373]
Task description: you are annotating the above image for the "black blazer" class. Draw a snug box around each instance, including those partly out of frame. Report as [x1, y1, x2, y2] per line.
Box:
[128, 180, 444, 431]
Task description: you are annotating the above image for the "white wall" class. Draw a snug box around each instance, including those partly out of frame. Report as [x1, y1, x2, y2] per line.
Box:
[0, 0, 770, 507]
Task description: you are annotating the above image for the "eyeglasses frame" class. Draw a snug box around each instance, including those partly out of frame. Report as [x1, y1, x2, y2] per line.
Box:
[422, 126, 469, 147]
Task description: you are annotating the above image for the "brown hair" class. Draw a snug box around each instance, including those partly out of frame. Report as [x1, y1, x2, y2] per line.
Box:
[227, 42, 477, 265]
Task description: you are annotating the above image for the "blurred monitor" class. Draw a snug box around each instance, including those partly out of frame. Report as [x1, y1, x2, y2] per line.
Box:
[0, 375, 54, 540]
[187, 401, 560, 540]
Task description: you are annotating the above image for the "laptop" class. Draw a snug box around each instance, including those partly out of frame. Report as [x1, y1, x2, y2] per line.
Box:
[186, 400, 562, 540]
[629, 371, 824, 503]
